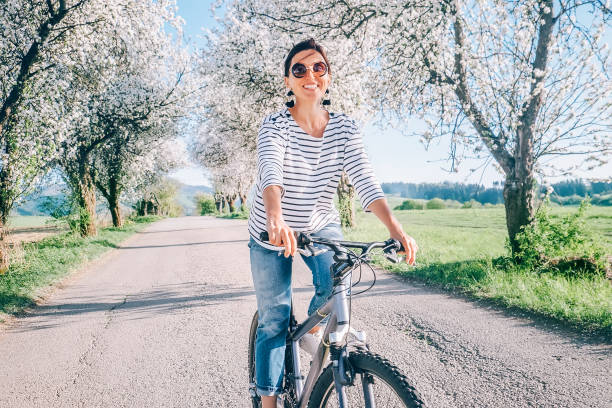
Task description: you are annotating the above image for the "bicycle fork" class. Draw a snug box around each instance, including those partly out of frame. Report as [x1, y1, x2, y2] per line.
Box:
[330, 346, 376, 408]
[328, 271, 377, 408]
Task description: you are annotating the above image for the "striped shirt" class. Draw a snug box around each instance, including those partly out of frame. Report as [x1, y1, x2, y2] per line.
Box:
[248, 108, 385, 250]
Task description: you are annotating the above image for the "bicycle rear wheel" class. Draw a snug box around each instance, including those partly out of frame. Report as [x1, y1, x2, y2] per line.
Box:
[248, 310, 298, 408]
[307, 351, 425, 408]
[248, 311, 261, 408]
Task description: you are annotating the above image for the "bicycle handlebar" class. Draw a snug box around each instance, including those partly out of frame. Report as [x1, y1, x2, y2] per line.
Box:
[258, 231, 404, 263]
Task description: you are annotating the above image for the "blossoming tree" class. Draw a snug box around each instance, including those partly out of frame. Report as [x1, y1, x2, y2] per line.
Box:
[193, 5, 375, 223]
[57, 0, 189, 235]
[0, 0, 100, 268]
[240, 0, 612, 253]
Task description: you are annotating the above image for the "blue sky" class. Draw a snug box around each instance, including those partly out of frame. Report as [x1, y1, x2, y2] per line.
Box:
[170, 0, 611, 187]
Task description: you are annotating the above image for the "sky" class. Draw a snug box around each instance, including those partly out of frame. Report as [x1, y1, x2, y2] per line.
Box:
[170, 0, 611, 187]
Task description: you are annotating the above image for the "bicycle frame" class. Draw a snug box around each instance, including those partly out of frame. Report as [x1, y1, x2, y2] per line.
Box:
[251, 233, 401, 407]
[287, 265, 370, 408]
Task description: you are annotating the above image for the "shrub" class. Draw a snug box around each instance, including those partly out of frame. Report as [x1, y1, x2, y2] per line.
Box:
[443, 199, 463, 209]
[426, 198, 446, 209]
[592, 194, 612, 206]
[461, 199, 483, 209]
[513, 198, 609, 277]
[195, 194, 216, 215]
[394, 199, 424, 210]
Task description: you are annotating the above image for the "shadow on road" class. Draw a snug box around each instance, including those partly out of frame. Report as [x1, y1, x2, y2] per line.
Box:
[136, 225, 247, 235]
[119, 239, 249, 249]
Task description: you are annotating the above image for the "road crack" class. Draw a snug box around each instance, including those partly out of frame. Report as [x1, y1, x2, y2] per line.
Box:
[54, 295, 129, 400]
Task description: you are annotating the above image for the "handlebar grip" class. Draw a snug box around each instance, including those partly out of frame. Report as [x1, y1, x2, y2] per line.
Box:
[384, 238, 403, 252]
[260, 231, 269, 242]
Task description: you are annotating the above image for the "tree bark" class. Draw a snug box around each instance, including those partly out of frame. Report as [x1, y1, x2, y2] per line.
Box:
[226, 194, 236, 213]
[503, 175, 536, 256]
[73, 153, 97, 236]
[214, 193, 223, 213]
[109, 195, 122, 227]
[0, 132, 14, 271]
[0, 222, 8, 273]
[238, 191, 247, 211]
[96, 174, 123, 228]
[337, 172, 355, 228]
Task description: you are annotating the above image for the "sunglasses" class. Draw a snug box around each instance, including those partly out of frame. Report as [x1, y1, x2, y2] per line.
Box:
[291, 61, 328, 78]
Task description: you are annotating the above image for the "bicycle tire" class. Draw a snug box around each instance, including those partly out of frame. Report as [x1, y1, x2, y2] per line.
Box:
[248, 311, 261, 408]
[248, 310, 298, 408]
[307, 350, 426, 408]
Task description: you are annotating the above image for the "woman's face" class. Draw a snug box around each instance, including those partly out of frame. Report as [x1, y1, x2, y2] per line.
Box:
[284, 49, 331, 105]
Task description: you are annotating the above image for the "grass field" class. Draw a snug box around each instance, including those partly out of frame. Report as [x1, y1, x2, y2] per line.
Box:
[0, 216, 160, 319]
[6, 216, 54, 229]
[344, 205, 612, 337]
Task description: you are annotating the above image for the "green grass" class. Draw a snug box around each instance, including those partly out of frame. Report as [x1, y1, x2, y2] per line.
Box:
[0, 216, 161, 317]
[6, 216, 54, 228]
[217, 211, 249, 219]
[344, 206, 612, 337]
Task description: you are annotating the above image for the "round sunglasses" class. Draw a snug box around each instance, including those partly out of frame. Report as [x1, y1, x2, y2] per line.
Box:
[291, 61, 328, 78]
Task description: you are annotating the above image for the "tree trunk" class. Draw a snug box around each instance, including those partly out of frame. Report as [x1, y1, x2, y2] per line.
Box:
[76, 159, 97, 236]
[226, 194, 236, 213]
[109, 196, 122, 227]
[0, 130, 17, 271]
[503, 174, 536, 256]
[0, 222, 8, 274]
[337, 172, 355, 228]
[238, 191, 247, 211]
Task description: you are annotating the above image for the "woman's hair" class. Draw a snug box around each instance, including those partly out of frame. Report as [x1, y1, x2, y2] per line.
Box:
[283, 38, 331, 77]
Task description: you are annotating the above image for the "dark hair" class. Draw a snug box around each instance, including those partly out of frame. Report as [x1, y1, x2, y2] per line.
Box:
[283, 38, 331, 77]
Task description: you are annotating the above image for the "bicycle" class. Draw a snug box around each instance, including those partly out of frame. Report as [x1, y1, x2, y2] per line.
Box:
[248, 231, 426, 408]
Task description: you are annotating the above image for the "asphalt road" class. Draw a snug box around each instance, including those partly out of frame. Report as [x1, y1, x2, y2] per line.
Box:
[0, 216, 610, 407]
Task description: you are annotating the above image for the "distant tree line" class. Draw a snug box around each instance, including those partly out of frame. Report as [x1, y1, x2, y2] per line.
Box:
[383, 179, 612, 205]
[549, 180, 612, 197]
[382, 181, 504, 204]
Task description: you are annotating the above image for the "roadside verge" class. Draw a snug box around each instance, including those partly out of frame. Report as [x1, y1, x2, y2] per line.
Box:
[0, 216, 161, 324]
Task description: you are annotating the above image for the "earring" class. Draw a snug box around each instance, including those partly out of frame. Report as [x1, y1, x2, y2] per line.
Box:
[322, 89, 331, 106]
[285, 90, 295, 108]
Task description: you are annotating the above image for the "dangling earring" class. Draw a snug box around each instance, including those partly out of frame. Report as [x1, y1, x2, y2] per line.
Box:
[322, 89, 331, 106]
[285, 90, 295, 108]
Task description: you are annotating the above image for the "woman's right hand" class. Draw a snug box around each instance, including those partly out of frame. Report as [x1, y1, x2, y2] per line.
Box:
[267, 216, 297, 258]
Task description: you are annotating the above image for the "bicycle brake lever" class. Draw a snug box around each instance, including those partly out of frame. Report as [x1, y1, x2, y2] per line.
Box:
[384, 251, 401, 263]
[305, 243, 327, 257]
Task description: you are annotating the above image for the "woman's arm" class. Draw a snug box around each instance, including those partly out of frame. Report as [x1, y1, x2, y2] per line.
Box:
[367, 198, 418, 265]
[263, 185, 296, 257]
[257, 116, 296, 257]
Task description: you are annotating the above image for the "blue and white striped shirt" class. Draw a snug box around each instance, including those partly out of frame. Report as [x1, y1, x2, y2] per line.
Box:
[248, 108, 384, 250]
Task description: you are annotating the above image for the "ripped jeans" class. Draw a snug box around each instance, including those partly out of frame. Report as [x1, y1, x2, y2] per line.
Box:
[249, 223, 343, 397]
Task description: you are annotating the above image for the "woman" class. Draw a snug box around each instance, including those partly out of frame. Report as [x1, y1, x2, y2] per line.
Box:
[248, 38, 418, 408]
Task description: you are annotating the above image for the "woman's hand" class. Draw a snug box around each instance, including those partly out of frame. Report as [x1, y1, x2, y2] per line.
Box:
[263, 185, 296, 257]
[267, 215, 297, 258]
[388, 223, 418, 266]
[367, 198, 418, 265]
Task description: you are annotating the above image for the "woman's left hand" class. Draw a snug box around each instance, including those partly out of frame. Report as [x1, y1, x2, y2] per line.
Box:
[388, 224, 418, 265]
[367, 198, 418, 265]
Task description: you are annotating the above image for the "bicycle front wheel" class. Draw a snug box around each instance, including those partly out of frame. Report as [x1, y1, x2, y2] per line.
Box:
[307, 351, 425, 408]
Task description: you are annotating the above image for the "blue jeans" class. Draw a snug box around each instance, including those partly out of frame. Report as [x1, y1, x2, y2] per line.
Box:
[249, 223, 344, 396]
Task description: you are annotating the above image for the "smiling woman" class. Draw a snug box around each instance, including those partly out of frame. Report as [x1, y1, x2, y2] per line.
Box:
[247, 38, 419, 408]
